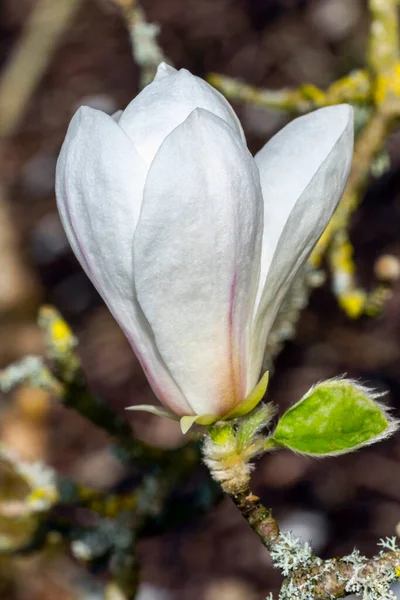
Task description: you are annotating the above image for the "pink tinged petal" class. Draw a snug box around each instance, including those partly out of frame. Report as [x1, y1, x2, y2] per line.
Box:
[118, 63, 245, 167]
[55, 106, 192, 416]
[250, 105, 354, 384]
[133, 108, 263, 416]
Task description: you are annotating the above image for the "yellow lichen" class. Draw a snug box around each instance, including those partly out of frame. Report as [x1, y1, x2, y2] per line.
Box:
[339, 290, 366, 319]
[374, 63, 400, 105]
[27, 486, 59, 509]
[51, 319, 72, 343]
[331, 241, 355, 276]
[298, 84, 326, 106]
[327, 71, 371, 104]
[364, 286, 393, 317]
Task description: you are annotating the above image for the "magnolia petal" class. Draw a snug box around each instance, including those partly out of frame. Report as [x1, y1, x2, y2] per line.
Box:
[56, 106, 193, 417]
[126, 404, 180, 420]
[118, 62, 245, 166]
[154, 62, 177, 80]
[180, 417, 198, 434]
[225, 371, 269, 420]
[133, 108, 263, 417]
[179, 372, 269, 434]
[250, 105, 353, 383]
[180, 414, 219, 435]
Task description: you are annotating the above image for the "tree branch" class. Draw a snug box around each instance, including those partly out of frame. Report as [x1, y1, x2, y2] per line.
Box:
[207, 70, 372, 115]
[229, 487, 400, 599]
[110, 0, 170, 88]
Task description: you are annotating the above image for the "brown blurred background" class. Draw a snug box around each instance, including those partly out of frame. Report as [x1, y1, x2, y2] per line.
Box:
[2, 0, 400, 598]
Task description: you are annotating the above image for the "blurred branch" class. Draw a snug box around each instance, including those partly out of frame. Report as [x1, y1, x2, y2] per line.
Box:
[208, 70, 372, 114]
[0, 414, 210, 600]
[0, 185, 40, 317]
[368, 0, 399, 74]
[0, 303, 210, 599]
[311, 0, 400, 319]
[1, 306, 196, 467]
[110, 0, 170, 88]
[0, 0, 85, 332]
[0, 0, 83, 138]
[0, 305, 212, 586]
[209, 0, 400, 323]
[207, 74, 315, 113]
[310, 111, 391, 317]
[0, 438, 204, 552]
[0, 440, 136, 528]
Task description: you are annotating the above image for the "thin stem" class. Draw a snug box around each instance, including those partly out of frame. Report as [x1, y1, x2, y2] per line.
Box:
[230, 488, 279, 549]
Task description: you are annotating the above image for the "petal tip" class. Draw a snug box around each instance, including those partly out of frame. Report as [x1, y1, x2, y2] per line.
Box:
[180, 415, 198, 434]
[155, 62, 177, 80]
[316, 103, 354, 130]
[69, 105, 97, 132]
[332, 102, 354, 122]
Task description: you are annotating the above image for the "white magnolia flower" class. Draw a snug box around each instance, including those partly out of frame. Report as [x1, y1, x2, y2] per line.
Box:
[56, 63, 354, 432]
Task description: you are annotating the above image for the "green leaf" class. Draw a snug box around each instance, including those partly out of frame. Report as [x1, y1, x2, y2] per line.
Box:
[272, 379, 396, 456]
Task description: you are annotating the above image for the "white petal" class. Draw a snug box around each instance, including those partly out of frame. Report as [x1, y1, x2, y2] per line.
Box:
[56, 106, 192, 416]
[153, 62, 177, 80]
[250, 105, 354, 382]
[133, 108, 263, 416]
[118, 66, 245, 166]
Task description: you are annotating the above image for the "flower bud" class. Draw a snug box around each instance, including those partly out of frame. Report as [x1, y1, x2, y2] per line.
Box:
[56, 63, 354, 430]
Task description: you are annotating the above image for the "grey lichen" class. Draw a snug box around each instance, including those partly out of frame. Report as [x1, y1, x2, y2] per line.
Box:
[0, 355, 50, 392]
[0, 444, 59, 512]
[378, 537, 400, 552]
[270, 531, 313, 577]
[279, 577, 315, 600]
[342, 546, 398, 600]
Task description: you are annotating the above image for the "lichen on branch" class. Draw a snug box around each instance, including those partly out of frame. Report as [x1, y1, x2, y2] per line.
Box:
[208, 447, 400, 599]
